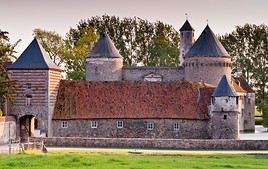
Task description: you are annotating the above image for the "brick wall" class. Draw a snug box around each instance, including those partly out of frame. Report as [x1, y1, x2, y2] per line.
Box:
[32, 137, 268, 150]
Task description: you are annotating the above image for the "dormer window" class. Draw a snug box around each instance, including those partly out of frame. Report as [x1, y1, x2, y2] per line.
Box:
[144, 73, 162, 82]
[26, 95, 32, 106]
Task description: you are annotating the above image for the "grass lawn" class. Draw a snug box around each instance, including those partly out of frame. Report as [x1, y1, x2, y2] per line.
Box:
[0, 150, 268, 169]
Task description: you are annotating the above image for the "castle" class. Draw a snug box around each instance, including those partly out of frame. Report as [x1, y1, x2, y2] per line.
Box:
[5, 20, 255, 141]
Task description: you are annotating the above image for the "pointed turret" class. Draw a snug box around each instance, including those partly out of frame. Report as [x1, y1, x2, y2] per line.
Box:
[186, 25, 230, 58]
[88, 32, 122, 58]
[179, 20, 195, 31]
[7, 38, 60, 70]
[184, 25, 232, 86]
[212, 75, 238, 97]
[209, 75, 240, 139]
[179, 20, 195, 65]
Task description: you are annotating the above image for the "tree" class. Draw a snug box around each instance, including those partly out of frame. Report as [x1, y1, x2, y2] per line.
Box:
[33, 29, 67, 66]
[0, 30, 18, 112]
[68, 15, 179, 66]
[36, 15, 180, 79]
[220, 24, 268, 107]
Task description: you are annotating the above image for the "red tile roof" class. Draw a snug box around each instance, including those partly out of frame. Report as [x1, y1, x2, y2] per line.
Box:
[233, 76, 255, 93]
[53, 80, 214, 120]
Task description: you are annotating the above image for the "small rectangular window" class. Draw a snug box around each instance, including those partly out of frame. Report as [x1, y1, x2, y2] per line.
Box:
[26, 83, 31, 89]
[248, 98, 251, 104]
[223, 115, 227, 120]
[147, 122, 154, 130]
[25, 95, 32, 106]
[174, 123, 179, 130]
[236, 97, 239, 105]
[61, 121, 68, 128]
[117, 121, 123, 128]
[91, 121, 97, 128]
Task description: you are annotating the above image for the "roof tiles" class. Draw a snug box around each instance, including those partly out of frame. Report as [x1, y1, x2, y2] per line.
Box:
[53, 80, 214, 120]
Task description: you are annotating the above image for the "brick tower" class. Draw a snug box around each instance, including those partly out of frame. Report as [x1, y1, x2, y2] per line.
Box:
[7, 38, 61, 139]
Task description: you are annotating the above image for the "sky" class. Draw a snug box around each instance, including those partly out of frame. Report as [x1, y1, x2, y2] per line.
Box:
[1, 0, 268, 57]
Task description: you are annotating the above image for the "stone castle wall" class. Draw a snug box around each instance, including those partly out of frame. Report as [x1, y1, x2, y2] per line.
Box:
[209, 111, 239, 139]
[32, 137, 268, 150]
[184, 57, 232, 86]
[86, 58, 123, 81]
[243, 93, 255, 131]
[52, 119, 209, 139]
[122, 67, 184, 81]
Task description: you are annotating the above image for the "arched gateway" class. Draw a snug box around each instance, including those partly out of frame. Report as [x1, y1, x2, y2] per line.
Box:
[19, 115, 38, 142]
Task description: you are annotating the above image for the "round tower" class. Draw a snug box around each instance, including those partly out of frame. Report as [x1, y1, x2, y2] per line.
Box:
[209, 75, 240, 139]
[184, 25, 232, 86]
[86, 32, 123, 81]
[179, 20, 195, 65]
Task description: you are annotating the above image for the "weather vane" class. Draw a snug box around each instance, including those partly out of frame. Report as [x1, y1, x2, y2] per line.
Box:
[206, 19, 209, 25]
[185, 13, 188, 20]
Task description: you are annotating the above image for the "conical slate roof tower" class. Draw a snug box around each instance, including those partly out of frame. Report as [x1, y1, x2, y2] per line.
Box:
[186, 25, 230, 58]
[184, 25, 232, 86]
[88, 32, 122, 58]
[212, 75, 238, 97]
[7, 38, 60, 70]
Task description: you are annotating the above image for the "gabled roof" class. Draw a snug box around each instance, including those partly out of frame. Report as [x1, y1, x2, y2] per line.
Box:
[212, 75, 238, 97]
[179, 20, 195, 31]
[7, 38, 60, 70]
[87, 32, 122, 58]
[186, 25, 230, 58]
[233, 76, 255, 93]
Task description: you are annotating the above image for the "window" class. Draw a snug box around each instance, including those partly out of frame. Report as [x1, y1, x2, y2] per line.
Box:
[225, 99, 228, 103]
[25, 95, 32, 106]
[26, 83, 31, 89]
[117, 121, 123, 128]
[91, 121, 97, 128]
[61, 121, 68, 128]
[248, 98, 251, 104]
[174, 123, 179, 131]
[223, 115, 227, 120]
[236, 97, 239, 105]
[147, 122, 154, 130]
[211, 97, 215, 105]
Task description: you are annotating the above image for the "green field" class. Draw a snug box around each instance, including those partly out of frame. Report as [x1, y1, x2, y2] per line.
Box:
[0, 150, 268, 169]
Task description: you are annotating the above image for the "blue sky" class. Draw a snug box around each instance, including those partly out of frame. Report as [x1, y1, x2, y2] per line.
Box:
[1, 0, 267, 56]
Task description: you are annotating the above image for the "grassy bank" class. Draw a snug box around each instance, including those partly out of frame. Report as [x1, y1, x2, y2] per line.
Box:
[0, 150, 268, 169]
